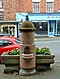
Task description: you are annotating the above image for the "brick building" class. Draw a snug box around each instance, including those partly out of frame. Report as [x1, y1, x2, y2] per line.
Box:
[0, 0, 60, 37]
[3, 0, 20, 21]
[16, 0, 60, 37]
[2, 0, 60, 21]
[0, 0, 20, 37]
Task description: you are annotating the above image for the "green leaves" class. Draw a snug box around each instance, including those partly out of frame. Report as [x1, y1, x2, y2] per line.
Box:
[9, 47, 51, 55]
[35, 47, 51, 55]
[9, 49, 20, 55]
[35, 47, 40, 54]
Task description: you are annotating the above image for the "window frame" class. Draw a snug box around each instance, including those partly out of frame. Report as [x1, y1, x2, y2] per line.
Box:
[46, 2, 54, 13]
[0, 0, 2, 8]
[33, 2, 40, 13]
[0, 40, 13, 47]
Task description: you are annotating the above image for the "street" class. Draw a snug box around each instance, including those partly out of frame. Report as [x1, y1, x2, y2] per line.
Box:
[0, 37, 60, 79]
[35, 38, 60, 62]
[1, 0, 60, 78]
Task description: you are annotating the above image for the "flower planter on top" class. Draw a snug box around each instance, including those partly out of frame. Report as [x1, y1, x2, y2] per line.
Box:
[0, 55, 20, 74]
[0, 53, 55, 74]
[36, 54, 55, 64]
[1, 55, 20, 65]
[36, 54, 55, 70]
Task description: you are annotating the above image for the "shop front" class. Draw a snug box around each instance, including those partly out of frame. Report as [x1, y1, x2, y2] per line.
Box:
[0, 21, 19, 37]
[16, 13, 60, 37]
[32, 21, 48, 35]
[48, 20, 56, 37]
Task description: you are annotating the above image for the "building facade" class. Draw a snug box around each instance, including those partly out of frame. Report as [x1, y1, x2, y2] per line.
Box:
[1, 0, 60, 21]
[1, 0, 60, 37]
[0, 0, 20, 37]
[16, 0, 60, 37]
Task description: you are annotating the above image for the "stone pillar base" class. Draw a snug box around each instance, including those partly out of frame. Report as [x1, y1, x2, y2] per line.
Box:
[19, 68, 36, 76]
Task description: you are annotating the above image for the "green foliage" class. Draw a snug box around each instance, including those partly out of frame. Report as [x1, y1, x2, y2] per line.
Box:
[9, 47, 51, 55]
[35, 47, 51, 55]
[9, 49, 20, 55]
[35, 47, 40, 54]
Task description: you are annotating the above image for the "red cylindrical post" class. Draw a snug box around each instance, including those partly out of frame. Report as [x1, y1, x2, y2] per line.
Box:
[19, 16, 36, 75]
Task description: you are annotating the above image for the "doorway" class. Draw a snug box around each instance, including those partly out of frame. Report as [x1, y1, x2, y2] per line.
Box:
[48, 20, 56, 36]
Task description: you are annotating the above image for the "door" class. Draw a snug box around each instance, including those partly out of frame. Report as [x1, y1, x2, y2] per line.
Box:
[48, 20, 56, 37]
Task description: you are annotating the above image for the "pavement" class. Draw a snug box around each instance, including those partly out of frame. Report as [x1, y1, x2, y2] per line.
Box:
[0, 62, 60, 79]
[34, 35, 60, 41]
[0, 35, 60, 79]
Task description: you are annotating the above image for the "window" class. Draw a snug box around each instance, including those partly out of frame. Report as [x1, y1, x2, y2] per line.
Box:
[0, 40, 13, 47]
[33, 2, 40, 13]
[0, 0, 2, 8]
[33, 21, 48, 34]
[46, 2, 54, 13]
[0, 40, 3, 46]
[3, 40, 13, 46]
[57, 21, 60, 34]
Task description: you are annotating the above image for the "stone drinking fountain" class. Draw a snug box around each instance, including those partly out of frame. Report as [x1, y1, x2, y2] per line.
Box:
[0, 15, 55, 75]
[19, 15, 36, 75]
